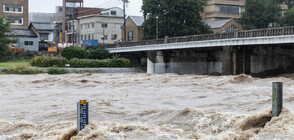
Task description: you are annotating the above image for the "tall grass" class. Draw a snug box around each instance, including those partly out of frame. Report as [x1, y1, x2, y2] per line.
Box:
[0, 59, 31, 68]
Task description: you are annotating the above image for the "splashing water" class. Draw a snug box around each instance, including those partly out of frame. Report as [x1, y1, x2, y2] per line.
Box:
[1, 73, 294, 139]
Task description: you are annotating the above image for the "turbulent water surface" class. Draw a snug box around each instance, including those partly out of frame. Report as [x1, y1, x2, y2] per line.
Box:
[1, 73, 294, 139]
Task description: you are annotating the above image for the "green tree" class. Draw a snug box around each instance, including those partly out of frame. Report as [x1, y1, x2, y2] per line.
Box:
[240, 0, 281, 30]
[281, 7, 294, 26]
[0, 17, 14, 61]
[142, 0, 211, 40]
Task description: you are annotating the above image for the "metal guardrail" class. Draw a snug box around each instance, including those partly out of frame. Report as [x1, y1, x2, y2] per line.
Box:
[104, 26, 294, 49]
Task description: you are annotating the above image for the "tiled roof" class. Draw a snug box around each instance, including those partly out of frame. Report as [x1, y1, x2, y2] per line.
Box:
[129, 16, 144, 26]
[30, 22, 54, 30]
[205, 19, 232, 29]
[11, 28, 38, 38]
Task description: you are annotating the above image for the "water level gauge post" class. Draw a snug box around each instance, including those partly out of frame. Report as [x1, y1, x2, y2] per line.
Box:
[77, 100, 89, 133]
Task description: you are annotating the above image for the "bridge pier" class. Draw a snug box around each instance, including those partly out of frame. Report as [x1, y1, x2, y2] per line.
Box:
[222, 46, 251, 75]
[222, 46, 233, 75]
[147, 51, 155, 74]
[147, 51, 167, 74]
[154, 51, 166, 74]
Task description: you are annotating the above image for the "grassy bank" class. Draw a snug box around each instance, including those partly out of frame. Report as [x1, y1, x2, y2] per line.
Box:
[0, 59, 31, 68]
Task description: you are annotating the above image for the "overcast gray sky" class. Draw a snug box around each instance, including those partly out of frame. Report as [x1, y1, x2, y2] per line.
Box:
[29, 0, 143, 16]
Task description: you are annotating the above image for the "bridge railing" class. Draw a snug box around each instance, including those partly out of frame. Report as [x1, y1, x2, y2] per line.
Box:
[104, 26, 294, 49]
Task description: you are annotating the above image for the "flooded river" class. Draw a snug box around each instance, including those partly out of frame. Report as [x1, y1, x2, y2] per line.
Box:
[1, 73, 294, 139]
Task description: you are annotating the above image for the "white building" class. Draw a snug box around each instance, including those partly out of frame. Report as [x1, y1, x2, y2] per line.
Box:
[100, 7, 124, 17]
[77, 7, 124, 45]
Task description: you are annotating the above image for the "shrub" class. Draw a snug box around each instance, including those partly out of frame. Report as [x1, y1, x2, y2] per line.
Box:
[62, 47, 86, 60]
[109, 55, 131, 67]
[1, 66, 45, 74]
[85, 47, 111, 59]
[68, 58, 131, 68]
[47, 66, 69, 74]
[30, 56, 68, 67]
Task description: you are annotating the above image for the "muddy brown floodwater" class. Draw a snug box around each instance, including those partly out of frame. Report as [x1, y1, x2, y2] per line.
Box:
[1, 73, 294, 139]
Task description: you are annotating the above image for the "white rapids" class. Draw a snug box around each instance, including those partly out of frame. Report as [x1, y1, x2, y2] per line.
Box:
[1, 73, 294, 139]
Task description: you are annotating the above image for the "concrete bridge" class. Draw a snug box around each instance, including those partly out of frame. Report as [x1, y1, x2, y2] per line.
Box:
[104, 26, 294, 76]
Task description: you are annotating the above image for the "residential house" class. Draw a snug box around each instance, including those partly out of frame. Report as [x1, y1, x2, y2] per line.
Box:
[0, 0, 29, 28]
[29, 22, 55, 42]
[11, 28, 39, 51]
[78, 7, 124, 45]
[122, 16, 144, 42]
[205, 19, 243, 33]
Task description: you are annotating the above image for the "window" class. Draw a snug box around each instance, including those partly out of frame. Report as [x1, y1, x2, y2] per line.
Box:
[88, 34, 91, 40]
[102, 34, 108, 40]
[3, 4, 23, 13]
[40, 33, 49, 40]
[111, 11, 117, 15]
[92, 34, 95, 39]
[91, 22, 95, 28]
[81, 35, 83, 41]
[80, 24, 83, 29]
[101, 23, 108, 28]
[84, 35, 87, 40]
[219, 5, 241, 15]
[5, 16, 23, 25]
[115, 24, 121, 29]
[111, 34, 117, 40]
[128, 31, 133, 41]
[226, 25, 237, 32]
[24, 41, 33, 46]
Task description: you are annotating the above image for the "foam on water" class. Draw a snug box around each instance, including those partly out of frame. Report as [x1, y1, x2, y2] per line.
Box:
[1, 108, 294, 139]
[1, 73, 294, 139]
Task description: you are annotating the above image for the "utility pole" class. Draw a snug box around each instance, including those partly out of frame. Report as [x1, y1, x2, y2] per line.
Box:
[62, 0, 66, 43]
[156, 15, 158, 40]
[121, 0, 128, 42]
[102, 26, 105, 45]
[72, 9, 75, 46]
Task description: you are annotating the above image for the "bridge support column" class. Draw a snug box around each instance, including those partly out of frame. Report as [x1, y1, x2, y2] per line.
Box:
[147, 51, 155, 74]
[222, 46, 251, 75]
[154, 51, 166, 74]
[222, 46, 233, 75]
[234, 47, 251, 75]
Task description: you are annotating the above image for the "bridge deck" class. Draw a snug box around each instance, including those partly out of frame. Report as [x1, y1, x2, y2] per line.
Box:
[105, 26, 294, 53]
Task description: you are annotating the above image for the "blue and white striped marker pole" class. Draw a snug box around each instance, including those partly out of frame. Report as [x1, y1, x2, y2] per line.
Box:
[77, 100, 89, 133]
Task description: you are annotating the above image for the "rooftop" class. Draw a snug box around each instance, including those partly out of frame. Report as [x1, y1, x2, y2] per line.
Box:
[11, 28, 38, 38]
[30, 22, 54, 31]
[205, 19, 232, 29]
[129, 16, 144, 26]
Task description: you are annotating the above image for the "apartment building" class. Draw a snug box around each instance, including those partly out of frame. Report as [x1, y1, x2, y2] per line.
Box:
[0, 0, 29, 28]
[204, 0, 245, 21]
[78, 7, 123, 45]
[204, 0, 288, 21]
